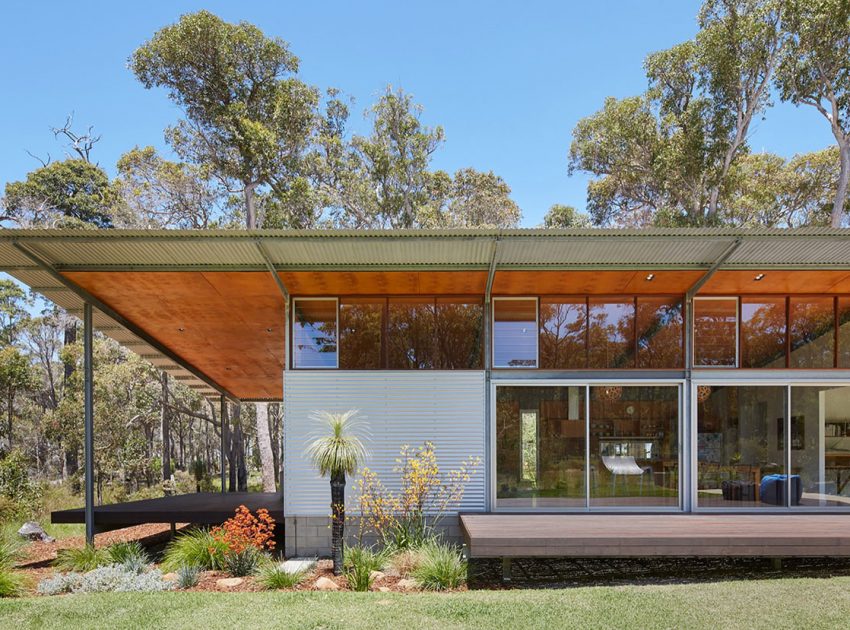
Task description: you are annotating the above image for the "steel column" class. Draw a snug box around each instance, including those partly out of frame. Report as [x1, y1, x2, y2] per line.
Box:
[220, 395, 227, 494]
[483, 238, 500, 512]
[83, 302, 95, 544]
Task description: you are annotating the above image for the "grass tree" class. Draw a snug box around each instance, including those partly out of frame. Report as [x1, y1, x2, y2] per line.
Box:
[306, 410, 367, 575]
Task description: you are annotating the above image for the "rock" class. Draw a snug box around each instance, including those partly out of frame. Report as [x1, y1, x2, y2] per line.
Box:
[281, 558, 317, 574]
[377, 586, 391, 592]
[384, 567, 401, 578]
[370, 570, 385, 581]
[315, 576, 340, 591]
[17, 521, 54, 542]
[162, 572, 178, 582]
[216, 577, 244, 589]
[397, 578, 418, 590]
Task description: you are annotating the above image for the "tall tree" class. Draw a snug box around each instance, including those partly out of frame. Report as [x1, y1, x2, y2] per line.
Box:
[418, 168, 522, 228]
[0, 347, 37, 450]
[542, 204, 592, 228]
[776, 0, 850, 226]
[254, 403, 277, 492]
[131, 10, 319, 230]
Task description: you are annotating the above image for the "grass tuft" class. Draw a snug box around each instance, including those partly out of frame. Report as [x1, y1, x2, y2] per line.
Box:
[54, 544, 110, 572]
[344, 545, 387, 592]
[161, 529, 227, 572]
[257, 564, 306, 590]
[107, 541, 149, 567]
[410, 541, 466, 591]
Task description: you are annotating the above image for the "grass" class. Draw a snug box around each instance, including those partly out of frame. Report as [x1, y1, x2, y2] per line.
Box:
[160, 529, 227, 572]
[2, 576, 850, 629]
[256, 564, 306, 590]
[410, 542, 467, 590]
[54, 545, 110, 572]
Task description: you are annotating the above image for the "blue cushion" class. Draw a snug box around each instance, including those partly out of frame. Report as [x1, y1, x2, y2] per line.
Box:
[760, 474, 803, 506]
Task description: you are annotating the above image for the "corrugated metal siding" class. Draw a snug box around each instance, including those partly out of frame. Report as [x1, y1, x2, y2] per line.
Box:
[283, 371, 486, 516]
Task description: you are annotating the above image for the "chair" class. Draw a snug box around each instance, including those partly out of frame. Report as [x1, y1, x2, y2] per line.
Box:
[601, 455, 649, 496]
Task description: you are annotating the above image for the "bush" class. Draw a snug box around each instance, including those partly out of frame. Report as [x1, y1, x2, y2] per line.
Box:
[387, 547, 424, 578]
[0, 568, 25, 597]
[176, 564, 200, 589]
[161, 529, 227, 572]
[411, 542, 467, 591]
[344, 545, 386, 592]
[257, 564, 305, 590]
[54, 544, 110, 572]
[107, 541, 149, 567]
[0, 451, 42, 520]
[0, 529, 23, 569]
[211, 505, 276, 554]
[223, 547, 262, 577]
[37, 565, 173, 595]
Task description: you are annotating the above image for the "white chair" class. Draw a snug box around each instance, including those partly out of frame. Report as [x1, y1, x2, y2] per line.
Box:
[602, 455, 648, 496]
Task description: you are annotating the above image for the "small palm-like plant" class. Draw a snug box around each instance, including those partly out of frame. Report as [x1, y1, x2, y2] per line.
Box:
[305, 410, 367, 575]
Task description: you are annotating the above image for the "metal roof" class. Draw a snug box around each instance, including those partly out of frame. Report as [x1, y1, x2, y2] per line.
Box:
[3, 226, 850, 400]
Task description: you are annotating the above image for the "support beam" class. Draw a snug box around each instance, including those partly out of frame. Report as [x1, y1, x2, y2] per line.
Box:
[11, 241, 239, 403]
[83, 302, 95, 545]
[483, 238, 500, 512]
[220, 395, 227, 494]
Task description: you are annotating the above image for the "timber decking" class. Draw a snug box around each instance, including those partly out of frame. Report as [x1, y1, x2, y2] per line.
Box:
[52, 492, 284, 529]
[460, 513, 850, 558]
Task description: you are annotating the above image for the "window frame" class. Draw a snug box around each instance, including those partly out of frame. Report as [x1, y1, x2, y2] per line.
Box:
[290, 297, 339, 369]
[492, 296, 539, 369]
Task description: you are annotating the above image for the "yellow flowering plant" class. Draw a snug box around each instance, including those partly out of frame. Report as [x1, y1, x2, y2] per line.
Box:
[356, 441, 480, 549]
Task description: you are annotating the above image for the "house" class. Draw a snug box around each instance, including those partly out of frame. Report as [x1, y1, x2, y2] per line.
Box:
[4, 227, 850, 558]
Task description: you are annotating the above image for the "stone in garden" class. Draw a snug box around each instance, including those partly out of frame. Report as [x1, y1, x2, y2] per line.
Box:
[397, 578, 418, 590]
[216, 577, 244, 589]
[377, 586, 391, 592]
[370, 570, 385, 581]
[384, 567, 400, 578]
[17, 521, 54, 542]
[162, 572, 178, 582]
[314, 576, 339, 591]
[281, 558, 317, 574]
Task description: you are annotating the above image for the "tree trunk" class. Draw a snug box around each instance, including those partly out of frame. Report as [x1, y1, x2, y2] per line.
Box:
[330, 470, 346, 575]
[160, 372, 171, 481]
[63, 321, 79, 481]
[244, 183, 257, 229]
[6, 392, 12, 450]
[833, 142, 850, 228]
[255, 403, 277, 492]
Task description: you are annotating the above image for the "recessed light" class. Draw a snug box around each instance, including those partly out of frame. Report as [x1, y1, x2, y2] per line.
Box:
[645, 273, 655, 281]
[754, 273, 765, 281]
[177, 327, 185, 332]
[266, 328, 273, 333]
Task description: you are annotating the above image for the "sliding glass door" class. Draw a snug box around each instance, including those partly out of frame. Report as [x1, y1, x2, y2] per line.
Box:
[495, 383, 680, 509]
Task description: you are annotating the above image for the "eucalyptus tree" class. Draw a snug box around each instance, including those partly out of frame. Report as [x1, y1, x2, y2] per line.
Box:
[542, 204, 592, 228]
[776, 0, 850, 227]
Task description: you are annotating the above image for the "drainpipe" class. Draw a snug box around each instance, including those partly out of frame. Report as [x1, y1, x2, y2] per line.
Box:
[483, 238, 500, 513]
[683, 238, 742, 512]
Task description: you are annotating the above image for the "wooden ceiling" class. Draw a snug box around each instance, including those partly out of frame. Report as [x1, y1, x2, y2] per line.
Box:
[278, 271, 489, 295]
[699, 270, 850, 294]
[63, 271, 286, 400]
[491, 270, 706, 295]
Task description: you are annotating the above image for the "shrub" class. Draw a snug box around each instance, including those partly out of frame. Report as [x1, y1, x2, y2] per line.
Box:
[211, 505, 276, 554]
[37, 565, 173, 595]
[223, 547, 261, 577]
[107, 541, 149, 567]
[176, 564, 200, 589]
[54, 544, 110, 572]
[0, 568, 25, 597]
[343, 545, 386, 592]
[161, 528, 227, 572]
[387, 547, 424, 578]
[411, 542, 467, 591]
[257, 564, 305, 590]
[0, 451, 42, 520]
[0, 529, 23, 569]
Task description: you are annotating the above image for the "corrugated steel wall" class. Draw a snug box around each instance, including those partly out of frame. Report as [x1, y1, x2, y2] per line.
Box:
[283, 371, 486, 515]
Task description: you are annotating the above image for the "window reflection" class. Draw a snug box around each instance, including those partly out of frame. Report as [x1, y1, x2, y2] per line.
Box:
[636, 298, 683, 368]
[493, 299, 537, 367]
[539, 299, 586, 369]
[292, 299, 337, 368]
[741, 298, 787, 368]
[339, 299, 383, 369]
[388, 298, 437, 369]
[588, 299, 635, 368]
[789, 297, 834, 369]
[435, 298, 483, 369]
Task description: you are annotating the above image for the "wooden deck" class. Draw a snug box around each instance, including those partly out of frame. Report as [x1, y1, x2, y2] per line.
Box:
[460, 513, 850, 558]
[52, 492, 284, 533]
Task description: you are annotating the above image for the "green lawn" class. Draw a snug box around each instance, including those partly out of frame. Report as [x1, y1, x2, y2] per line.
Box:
[2, 576, 850, 629]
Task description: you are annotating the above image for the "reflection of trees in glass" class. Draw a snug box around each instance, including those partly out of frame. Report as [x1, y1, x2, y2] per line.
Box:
[388, 300, 437, 369]
[636, 299, 683, 368]
[789, 298, 834, 368]
[293, 300, 337, 366]
[741, 299, 786, 368]
[435, 300, 483, 369]
[588, 300, 635, 368]
[694, 299, 737, 366]
[339, 301, 383, 369]
[539, 301, 586, 368]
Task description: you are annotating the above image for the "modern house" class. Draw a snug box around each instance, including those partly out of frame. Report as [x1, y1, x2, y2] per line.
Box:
[3, 227, 850, 559]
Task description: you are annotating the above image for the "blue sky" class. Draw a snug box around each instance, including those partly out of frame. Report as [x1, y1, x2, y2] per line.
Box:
[0, 0, 837, 227]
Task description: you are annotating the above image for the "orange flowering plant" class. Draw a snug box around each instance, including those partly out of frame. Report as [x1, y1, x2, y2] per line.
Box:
[357, 441, 480, 549]
[211, 505, 276, 554]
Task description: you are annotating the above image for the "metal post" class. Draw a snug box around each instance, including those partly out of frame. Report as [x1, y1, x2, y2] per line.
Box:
[220, 395, 227, 494]
[83, 302, 95, 545]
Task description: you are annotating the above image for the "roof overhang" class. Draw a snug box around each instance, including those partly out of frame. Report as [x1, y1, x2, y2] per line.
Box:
[4, 227, 850, 401]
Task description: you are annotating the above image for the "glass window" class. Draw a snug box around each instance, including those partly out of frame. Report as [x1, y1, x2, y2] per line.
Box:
[339, 299, 383, 369]
[636, 298, 683, 369]
[791, 385, 850, 508]
[838, 298, 850, 368]
[587, 299, 635, 368]
[693, 298, 737, 367]
[589, 385, 679, 507]
[696, 385, 787, 508]
[741, 298, 787, 368]
[435, 298, 483, 369]
[539, 299, 587, 369]
[387, 298, 436, 369]
[496, 386, 586, 508]
[493, 299, 537, 368]
[292, 299, 337, 368]
[789, 297, 835, 369]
